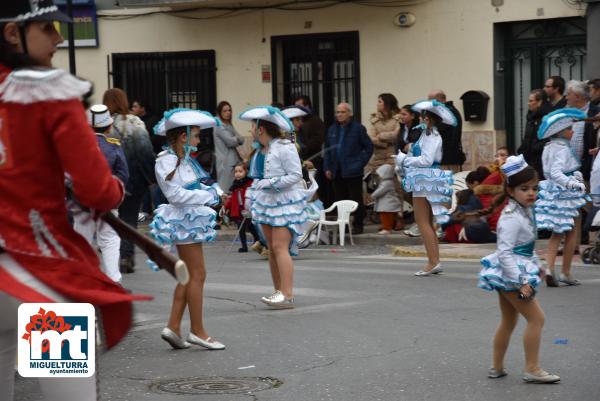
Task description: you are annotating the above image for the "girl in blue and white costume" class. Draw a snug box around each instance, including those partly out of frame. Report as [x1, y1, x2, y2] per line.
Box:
[240, 106, 309, 308]
[150, 109, 226, 350]
[478, 155, 559, 384]
[395, 100, 455, 276]
[534, 108, 589, 287]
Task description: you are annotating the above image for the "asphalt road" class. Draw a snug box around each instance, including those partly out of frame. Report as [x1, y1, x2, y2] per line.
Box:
[14, 241, 600, 401]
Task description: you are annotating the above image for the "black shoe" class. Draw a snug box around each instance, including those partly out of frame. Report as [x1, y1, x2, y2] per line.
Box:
[353, 226, 364, 235]
[119, 257, 135, 274]
[238, 247, 248, 253]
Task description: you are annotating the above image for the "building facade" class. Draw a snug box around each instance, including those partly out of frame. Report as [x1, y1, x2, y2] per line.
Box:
[54, 0, 594, 168]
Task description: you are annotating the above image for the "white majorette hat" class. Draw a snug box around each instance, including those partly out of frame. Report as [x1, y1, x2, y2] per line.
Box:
[87, 104, 113, 129]
[501, 155, 528, 177]
[239, 106, 294, 132]
[281, 105, 311, 120]
[153, 108, 220, 136]
[412, 99, 458, 127]
[537, 108, 587, 140]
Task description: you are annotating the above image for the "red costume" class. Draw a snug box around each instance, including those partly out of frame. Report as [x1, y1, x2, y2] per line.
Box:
[224, 177, 253, 218]
[0, 65, 149, 348]
[474, 166, 507, 231]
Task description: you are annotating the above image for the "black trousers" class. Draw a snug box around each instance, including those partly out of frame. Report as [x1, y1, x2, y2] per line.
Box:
[118, 192, 144, 260]
[332, 175, 365, 229]
[233, 217, 260, 249]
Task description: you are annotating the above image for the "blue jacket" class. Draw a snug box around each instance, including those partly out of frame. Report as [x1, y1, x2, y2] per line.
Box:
[96, 133, 129, 186]
[323, 119, 373, 178]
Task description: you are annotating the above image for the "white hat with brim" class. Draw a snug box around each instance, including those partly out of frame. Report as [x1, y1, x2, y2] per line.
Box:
[87, 104, 113, 128]
[412, 99, 458, 127]
[537, 108, 587, 140]
[239, 106, 294, 132]
[281, 105, 310, 120]
[154, 108, 220, 136]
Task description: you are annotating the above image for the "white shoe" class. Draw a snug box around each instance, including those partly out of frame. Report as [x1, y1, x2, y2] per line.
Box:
[261, 290, 294, 309]
[404, 224, 421, 237]
[378, 229, 391, 235]
[414, 264, 443, 276]
[522, 370, 560, 383]
[161, 328, 191, 349]
[436, 226, 444, 239]
[187, 332, 225, 350]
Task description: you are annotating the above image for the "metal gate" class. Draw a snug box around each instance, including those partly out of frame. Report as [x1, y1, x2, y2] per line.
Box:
[504, 18, 586, 150]
[110, 50, 217, 117]
[271, 31, 360, 126]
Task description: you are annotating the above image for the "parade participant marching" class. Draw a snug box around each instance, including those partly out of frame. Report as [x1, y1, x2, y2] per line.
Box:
[0, 2, 149, 400]
[395, 100, 455, 276]
[150, 108, 226, 350]
[534, 108, 589, 287]
[240, 106, 309, 308]
[73, 104, 129, 283]
[478, 155, 560, 384]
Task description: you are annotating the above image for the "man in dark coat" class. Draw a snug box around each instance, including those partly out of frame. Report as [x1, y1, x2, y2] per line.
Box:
[323, 102, 374, 234]
[517, 89, 550, 178]
[428, 90, 465, 172]
[544, 76, 567, 110]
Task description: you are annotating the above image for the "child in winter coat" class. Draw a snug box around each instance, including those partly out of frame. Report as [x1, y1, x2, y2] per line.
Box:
[224, 162, 260, 252]
[372, 164, 403, 234]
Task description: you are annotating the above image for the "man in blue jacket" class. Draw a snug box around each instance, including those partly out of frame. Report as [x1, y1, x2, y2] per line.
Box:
[324, 103, 374, 234]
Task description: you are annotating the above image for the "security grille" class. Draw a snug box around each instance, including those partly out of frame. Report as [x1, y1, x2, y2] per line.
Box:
[110, 50, 217, 118]
[271, 31, 360, 126]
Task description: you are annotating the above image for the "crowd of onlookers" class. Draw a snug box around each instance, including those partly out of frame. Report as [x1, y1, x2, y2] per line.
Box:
[96, 75, 600, 273]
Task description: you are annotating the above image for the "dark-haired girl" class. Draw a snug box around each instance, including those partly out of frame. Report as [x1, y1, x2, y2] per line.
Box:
[478, 155, 559, 383]
[395, 100, 455, 276]
[239, 106, 308, 308]
[151, 109, 225, 350]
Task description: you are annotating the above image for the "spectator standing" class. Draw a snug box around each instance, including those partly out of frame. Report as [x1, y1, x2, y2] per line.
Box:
[365, 93, 401, 173]
[103, 88, 156, 273]
[589, 78, 600, 107]
[428, 90, 465, 172]
[131, 98, 163, 154]
[323, 103, 374, 234]
[396, 104, 422, 153]
[543, 75, 567, 110]
[294, 95, 330, 206]
[518, 89, 550, 178]
[566, 80, 600, 180]
[214, 101, 245, 192]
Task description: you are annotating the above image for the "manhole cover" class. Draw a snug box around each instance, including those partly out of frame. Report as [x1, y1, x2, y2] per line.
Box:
[150, 376, 282, 395]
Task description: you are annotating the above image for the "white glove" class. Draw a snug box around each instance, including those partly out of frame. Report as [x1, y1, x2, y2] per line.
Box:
[568, 181, 586, 192]
[573, 171, 584, 183]
[254, 179, 271, 190]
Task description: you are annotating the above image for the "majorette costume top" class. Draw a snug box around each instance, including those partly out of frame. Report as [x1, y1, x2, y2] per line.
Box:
[395, 100, 455, 224]
[149, 109, 222, 248]
[478, 156, 543, 292]
[239, 106, 311, 242]
[534, 108, 589, 233]
[0, 65, 149, 348]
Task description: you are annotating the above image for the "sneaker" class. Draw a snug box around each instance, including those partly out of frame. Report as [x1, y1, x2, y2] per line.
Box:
[378, 229, 391, 235]
[137, 212, 149, 223]
[261, 290, 294, 309]
[559, 274, 581, 286]
[487, 368, 507, 379]
[522, 370, 560, 383]
[260, 248, 270, 258]
[545, 273, 559, 287]
[161, 328, 191, 350]
[436, 226, 443, 239]
[404, 224, 421, 237]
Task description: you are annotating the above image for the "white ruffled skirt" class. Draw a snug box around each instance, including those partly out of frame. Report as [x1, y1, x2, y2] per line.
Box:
[478, 252, 542, 292]
[251, 187, 309, 238]
[535, 180, 589, 233]
[402, 167, 453, 224]
[149, 204, 217, 245]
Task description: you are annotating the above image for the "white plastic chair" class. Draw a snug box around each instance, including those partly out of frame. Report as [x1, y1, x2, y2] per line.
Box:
[316, 200, 358, 247]
[450, 170, 470, 212]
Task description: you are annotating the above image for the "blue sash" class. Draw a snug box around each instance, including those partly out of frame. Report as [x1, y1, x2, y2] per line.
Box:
[513, 241, 534, 257]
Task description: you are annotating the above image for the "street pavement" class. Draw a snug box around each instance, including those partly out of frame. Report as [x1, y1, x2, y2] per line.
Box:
[14, 239, 600, 401]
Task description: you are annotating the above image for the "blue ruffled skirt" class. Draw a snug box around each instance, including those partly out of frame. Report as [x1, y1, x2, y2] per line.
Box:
[402, 167, 453, 224]
[149, 204, 217, 245]
[478, 252, 542, 292]
[251, 187, 309, 238]
[534, 180, 589, 233]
